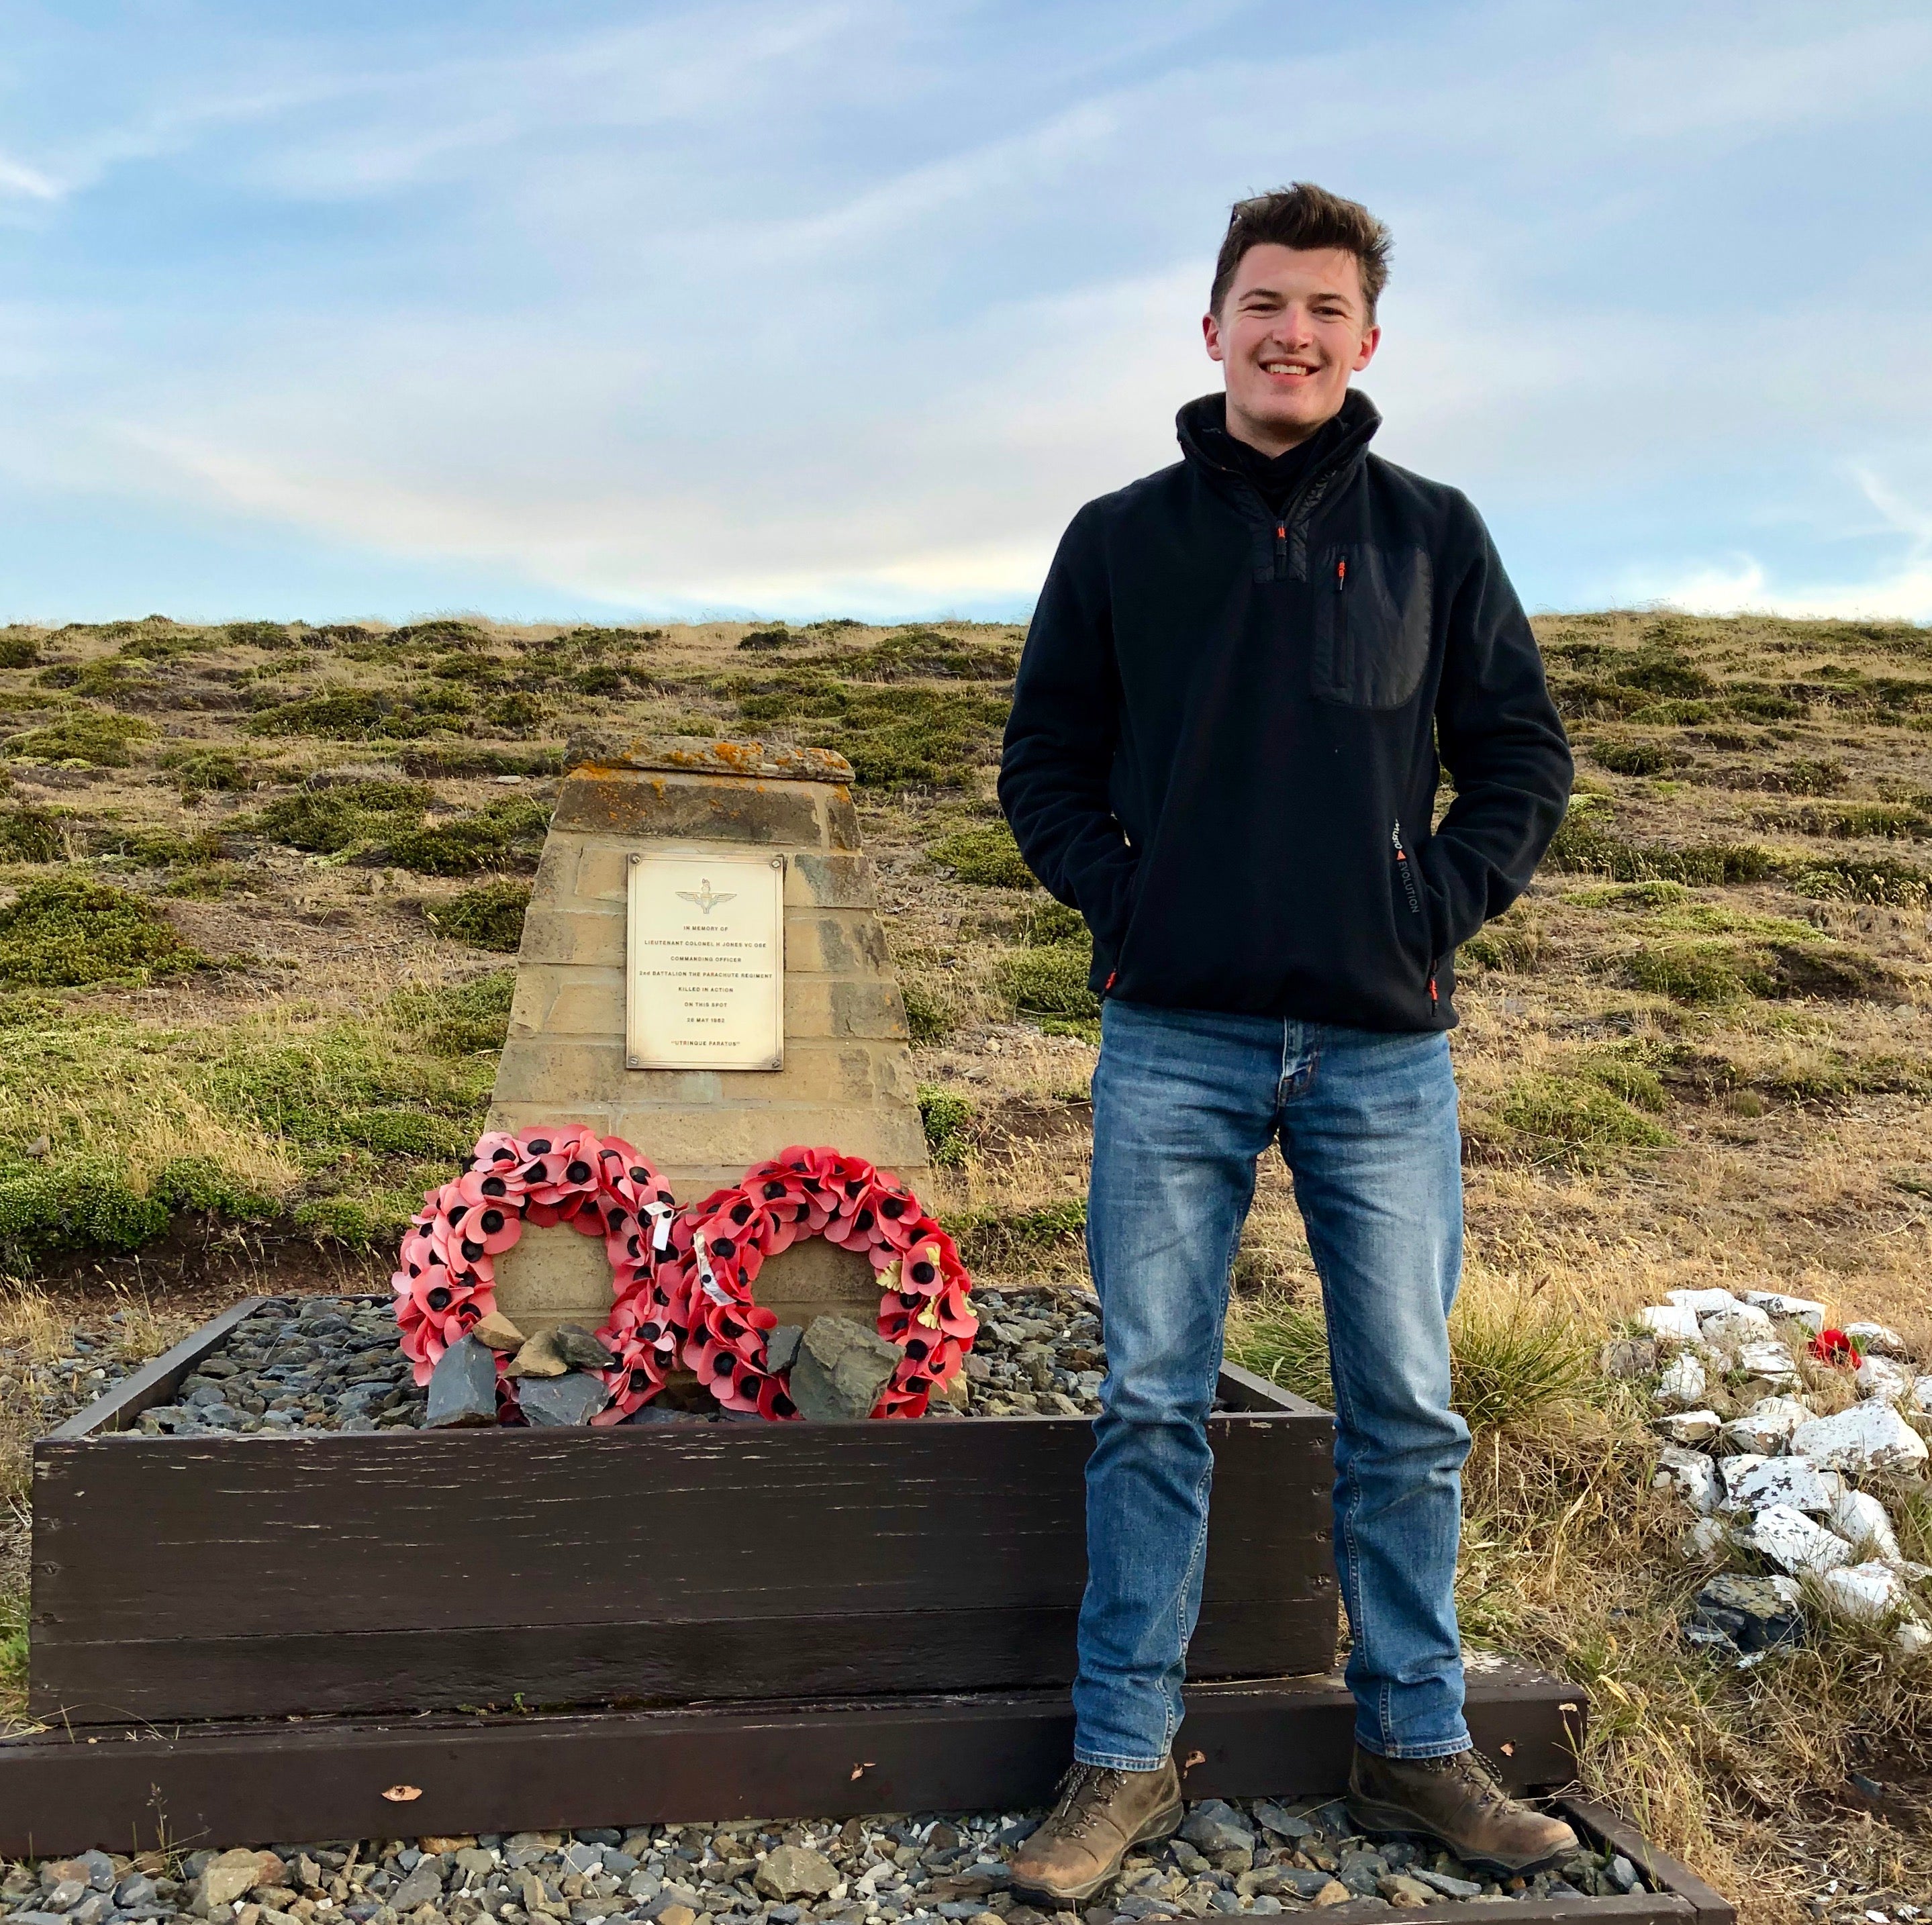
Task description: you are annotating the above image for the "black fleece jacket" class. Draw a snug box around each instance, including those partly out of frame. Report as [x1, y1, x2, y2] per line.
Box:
[998, 390, 1573, 1032]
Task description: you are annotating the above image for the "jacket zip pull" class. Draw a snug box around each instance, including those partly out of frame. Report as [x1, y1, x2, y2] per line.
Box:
[1275, 522, 1287, 579]
[1429, 971, 1439, 1010]
[1337, 556, 1347, 593]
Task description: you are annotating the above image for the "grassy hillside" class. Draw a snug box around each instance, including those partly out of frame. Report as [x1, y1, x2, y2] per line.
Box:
[3, 606, 1932, 1917]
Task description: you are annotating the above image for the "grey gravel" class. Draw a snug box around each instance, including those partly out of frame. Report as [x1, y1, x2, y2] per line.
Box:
[0, 1796, 1647, 1919]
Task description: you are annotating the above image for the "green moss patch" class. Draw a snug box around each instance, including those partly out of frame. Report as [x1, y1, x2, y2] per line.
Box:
[929, 822, 1035, 887]
[0, 807, 66, 864]
[159, 746, 256, 795]
[1494, 1069, 1674, 1169]
[424, 880, 531, 952]
[3, 705, 151, 766]
[918, 1085, 977, 1167]
[0, 878, 205, 985]
[997, 942, 1100, 1024]
[248, 779, 433, 854]
[944, 1196, 1087, 1266]
[379, 797, 550, 875]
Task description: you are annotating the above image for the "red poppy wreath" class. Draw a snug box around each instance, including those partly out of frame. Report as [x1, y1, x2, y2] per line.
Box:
[391, 1125, 682, 1414]
[657, 1144, 978, 1422]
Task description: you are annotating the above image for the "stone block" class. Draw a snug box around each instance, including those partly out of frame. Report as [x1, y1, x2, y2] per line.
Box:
[785, 852, 878, 909]
[492, 1223, 624, 1336]
[598, 1103, 926, 1172]
[753, 1239, 884, 1330]
[784, 912, 891, 976]
[516, 908, 626, 968]
[506, 967, 625, 1040]
[823, 791, 861, 851]
[552, 771, 826, 846]
[784, 977, 910, 1041]
[492, 1040, 629, 1105]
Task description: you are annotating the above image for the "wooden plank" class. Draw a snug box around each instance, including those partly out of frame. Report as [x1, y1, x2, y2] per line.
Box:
[30, 1596, 1339, 1724]
[48, 1296, 267, 1440]
[1561, 1798, 1737, 1925]
[0, 1666, 1582, 1860]
[1215, 1359, 1324, 1416]
[32, 1417, 1332, 1642]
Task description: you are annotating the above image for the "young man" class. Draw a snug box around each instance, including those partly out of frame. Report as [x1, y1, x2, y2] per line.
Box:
[999, 185, 1576, 1899]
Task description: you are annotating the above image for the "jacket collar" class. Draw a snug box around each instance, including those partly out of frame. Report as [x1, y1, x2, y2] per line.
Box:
[1176, 388, 1381, 522]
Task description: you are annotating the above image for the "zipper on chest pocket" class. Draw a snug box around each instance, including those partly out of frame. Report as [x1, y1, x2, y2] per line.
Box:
[1274, 522, 1288, 579]
[1392, 820, 1421, 915]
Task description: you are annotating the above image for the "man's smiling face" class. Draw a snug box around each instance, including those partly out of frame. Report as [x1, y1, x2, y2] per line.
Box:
[1202, 242, 1380, 455]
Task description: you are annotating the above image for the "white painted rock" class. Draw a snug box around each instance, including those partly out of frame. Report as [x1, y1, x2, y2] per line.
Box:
[1716, 1453, 1768, 1504]
[1790, 1402, 1930, 1476]
[1735, 1340, 1800, 1385]
[1637, 1304, 1702, 1342]
[1896, 1622, 1932, 1658]
[1741, 1503, 1855, 1577]
[1819, 1561, 1907, 1623]
[1678, 1518, 1728, 1562]
[1719, 1396, 1813, 1455]
[1845, 1322, 1905, 1356]
[1700, 1303, 1778, 1351]
[1855, 1355, 1913, 1403]
[1829, 1487, 1902, 1562]
[1723, 1455, 1835, 1516]
[1667, 1289, 1744, 1316]
[1742, 1291, 1828, 1334]
[1654, 1409, 1723, 1446]
[1655, 1444, 1721, 1514]
[1655, 1352, 1708, 1410]
[1914, 1377, 1932, 1416]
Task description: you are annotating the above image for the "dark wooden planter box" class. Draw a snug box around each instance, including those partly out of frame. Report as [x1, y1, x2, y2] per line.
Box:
[30, 1297, 1338, 1728]
[8, 1300, 1724, 1918]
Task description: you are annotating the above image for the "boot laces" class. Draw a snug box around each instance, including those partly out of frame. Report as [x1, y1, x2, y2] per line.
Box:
[1445, 1748, 1512, 1814]
[1050, 1763, 1129, 1841]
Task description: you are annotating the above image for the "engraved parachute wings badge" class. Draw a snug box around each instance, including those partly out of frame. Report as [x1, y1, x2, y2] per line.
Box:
[676, 879, 736, 916]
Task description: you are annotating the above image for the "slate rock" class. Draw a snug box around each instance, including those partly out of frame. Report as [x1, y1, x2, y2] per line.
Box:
[389, 1867, 444, 1911]
[550, 1324, 618, 1371]
[503, 1328, 571, 1379]
[1411, 1867, 1483, 1898]
[426, 1336, 499, 1429]
[1249, 1801, 1313, 1840]
[1179, 1803, 1255, 1856]
[113, 1877, 158, 1910]
[765, 1325, 804, 1375]
[620, 1402, 706, 1425]
[519, 1371, 613, 1427]
[1689, 1572, 1804, 1651]
[789, 1316, 901, 1421]
[754, 1847, 839, 1900]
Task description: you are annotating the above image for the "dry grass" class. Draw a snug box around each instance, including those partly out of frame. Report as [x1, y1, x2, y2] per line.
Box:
[7, 610, 1932, 1908]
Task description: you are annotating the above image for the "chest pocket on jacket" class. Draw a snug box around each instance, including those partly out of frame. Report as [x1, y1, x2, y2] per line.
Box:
[1310, 544, 1433, 710]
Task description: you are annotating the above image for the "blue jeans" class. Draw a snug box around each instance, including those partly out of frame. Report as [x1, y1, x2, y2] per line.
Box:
[1074, 998, 1472, 1768]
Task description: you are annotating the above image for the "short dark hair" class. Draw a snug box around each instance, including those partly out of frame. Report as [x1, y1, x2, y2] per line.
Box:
[1210, 183, 1392, 323]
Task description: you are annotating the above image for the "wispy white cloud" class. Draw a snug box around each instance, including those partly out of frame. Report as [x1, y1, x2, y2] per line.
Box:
[1, 0, 1929, 619]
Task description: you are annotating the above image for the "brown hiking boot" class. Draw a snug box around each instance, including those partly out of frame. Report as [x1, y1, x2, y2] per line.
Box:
[1346, 1745, 1579, 1874]
[1010, 1759, 1184, 1904]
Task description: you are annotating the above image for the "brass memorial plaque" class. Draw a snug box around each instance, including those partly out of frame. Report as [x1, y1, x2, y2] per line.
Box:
[625, 850, 785, 1071]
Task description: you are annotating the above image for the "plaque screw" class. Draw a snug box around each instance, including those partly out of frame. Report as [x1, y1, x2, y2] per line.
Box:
[630, 853, 640, 865]
[771, 855, 784, 868]
[628, 1056, 641, 1068]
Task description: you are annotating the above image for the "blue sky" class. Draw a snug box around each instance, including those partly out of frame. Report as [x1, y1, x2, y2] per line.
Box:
[2, 0, 1929, 626]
